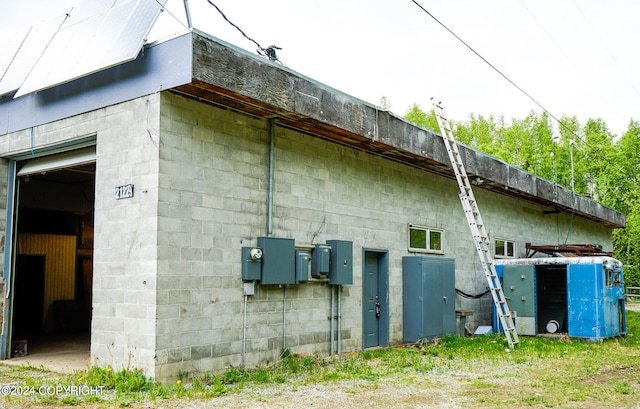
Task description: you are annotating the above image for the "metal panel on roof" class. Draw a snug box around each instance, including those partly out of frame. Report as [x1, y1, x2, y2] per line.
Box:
[0, 13, 70, 96]
[62, 0, 116, 24]
[14, 0, 167, 98]
[0, 28, 29, 86]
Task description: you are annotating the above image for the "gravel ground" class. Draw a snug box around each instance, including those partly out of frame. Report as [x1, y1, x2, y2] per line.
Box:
[5, 305, 640, 409]
[131, 374, 475, 409]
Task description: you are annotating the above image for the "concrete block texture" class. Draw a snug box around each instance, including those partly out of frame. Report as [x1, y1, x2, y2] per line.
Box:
[5, 91, 611, 382]
[0, 95, 164, 378]
[90, 95, 162, 379]
[148, 92, 612, 381]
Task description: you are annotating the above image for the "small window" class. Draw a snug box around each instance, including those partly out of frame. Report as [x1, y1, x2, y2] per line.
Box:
[495, 239, 515, 258]
[408, 224, 444, 254]
[605, 268, 620, 287]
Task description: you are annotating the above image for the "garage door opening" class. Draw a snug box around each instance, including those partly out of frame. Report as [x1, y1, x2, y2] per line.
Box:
[9, 147, 95, 366]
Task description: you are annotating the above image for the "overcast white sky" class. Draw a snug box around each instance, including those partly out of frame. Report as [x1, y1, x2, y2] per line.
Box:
[3, 0, 640, 137]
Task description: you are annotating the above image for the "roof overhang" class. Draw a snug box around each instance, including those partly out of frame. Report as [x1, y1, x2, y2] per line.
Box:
[174, 30, 625, 229]
[0, 29, 625, 229]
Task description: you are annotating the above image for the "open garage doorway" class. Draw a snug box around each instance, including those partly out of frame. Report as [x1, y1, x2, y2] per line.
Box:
[8, 147, 95, 365]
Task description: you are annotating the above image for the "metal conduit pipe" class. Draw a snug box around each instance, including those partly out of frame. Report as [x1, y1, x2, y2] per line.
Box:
[330, 285, 335, 355]
[242, 294, 248, 367]
[337, 285, 342, 354]
[336, 285, 342, 355]
[243, 119, 275, 367]
[283, 285, 286, 353]
[267, 119, 275, 237]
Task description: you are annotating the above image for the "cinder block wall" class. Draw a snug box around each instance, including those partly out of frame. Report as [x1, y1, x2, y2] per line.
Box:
[0, 95, 161, 374]
[0, 91, 612, 381]
[90, 94, 161, 376]
[154, 92, 612, 380]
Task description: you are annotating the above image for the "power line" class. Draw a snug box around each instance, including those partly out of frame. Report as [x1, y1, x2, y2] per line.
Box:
[408, 0, 580, 139]
[408, 0, 627, 184]
[205, 0, 281, 62]
[518, 0, 613, 111]
[408, 0, 632, 239]
[570, 0, 640, 100]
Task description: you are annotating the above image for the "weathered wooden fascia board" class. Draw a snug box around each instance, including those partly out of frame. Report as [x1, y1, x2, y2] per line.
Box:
[188, 32, 625, 228]
[191, 33, 450, 166]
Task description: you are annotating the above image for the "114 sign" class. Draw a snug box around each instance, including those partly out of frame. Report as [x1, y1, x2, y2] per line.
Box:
[115, 184, 134, 200]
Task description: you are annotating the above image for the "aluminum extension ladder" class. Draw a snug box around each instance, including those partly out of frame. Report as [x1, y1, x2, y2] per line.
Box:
[431, 99, 519, 349]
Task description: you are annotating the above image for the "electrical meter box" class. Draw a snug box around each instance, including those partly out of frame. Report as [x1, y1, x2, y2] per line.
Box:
[257, 237, 296, 284]
[327, 240, 353, 285]
[295, 250, 310, 283]
[311, 244, 331, 277]
[241, 247, 262, 281]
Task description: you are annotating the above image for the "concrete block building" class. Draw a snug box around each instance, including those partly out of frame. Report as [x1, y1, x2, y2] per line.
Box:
[0, 27, 624, 381]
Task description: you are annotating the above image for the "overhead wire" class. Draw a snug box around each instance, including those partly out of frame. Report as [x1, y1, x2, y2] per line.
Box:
[409, 1, 630, 184]
[408, 0, 582, 141]
[204, 0, 281, 61]
[408, 0, 632, 244]
[518, 0, 613, 111]
[570, 0, 640, 100]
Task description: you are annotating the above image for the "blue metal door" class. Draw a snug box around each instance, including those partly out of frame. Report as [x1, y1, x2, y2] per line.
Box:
[363, 252, 380, 348]
[567, 263, 605, 339]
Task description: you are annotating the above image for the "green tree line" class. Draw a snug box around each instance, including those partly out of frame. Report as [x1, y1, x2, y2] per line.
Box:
[403, 102, 640, 287]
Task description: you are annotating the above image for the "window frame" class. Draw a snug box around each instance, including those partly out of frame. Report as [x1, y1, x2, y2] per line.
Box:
[494, 238, 516, 258]
[408, 224, 445, 254]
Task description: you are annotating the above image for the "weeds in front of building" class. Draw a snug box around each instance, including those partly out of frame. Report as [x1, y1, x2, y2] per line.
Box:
[1, 309, 639, 407]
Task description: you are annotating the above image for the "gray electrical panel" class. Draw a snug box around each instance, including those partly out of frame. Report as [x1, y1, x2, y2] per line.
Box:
[241, 247, 262, 281]
[257, 237, 296, 285]
[402, 256, 456, 343]
[327, 240, 353, 285]
[295, 251, 310, 283]
[311, 244, 331, 277]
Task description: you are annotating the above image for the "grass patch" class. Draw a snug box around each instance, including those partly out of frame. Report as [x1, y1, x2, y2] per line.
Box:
[1, 310, 639, 408]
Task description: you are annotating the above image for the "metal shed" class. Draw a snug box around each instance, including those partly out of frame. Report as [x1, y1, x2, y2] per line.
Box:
[494, 256, 626, 340]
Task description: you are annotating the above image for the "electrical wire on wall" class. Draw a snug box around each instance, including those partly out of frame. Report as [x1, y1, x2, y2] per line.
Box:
[456, 288, 491, 299]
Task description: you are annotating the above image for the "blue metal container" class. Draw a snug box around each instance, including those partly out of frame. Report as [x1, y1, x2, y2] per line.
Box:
[493, 257, 626, 340]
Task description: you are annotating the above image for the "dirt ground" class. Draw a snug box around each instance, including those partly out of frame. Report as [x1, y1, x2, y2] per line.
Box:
[3, 305, 639, 409]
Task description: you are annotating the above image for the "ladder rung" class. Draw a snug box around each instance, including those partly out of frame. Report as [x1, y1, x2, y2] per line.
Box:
[433, 99, 518, 349]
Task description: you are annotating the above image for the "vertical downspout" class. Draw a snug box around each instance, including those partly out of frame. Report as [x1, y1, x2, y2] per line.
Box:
[337, 285, 342, 354]
[267, 119, 275, 237]
[266, 119, 287, 357]
[244, 119, 276, 366]
[330, 286, 335, 355]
